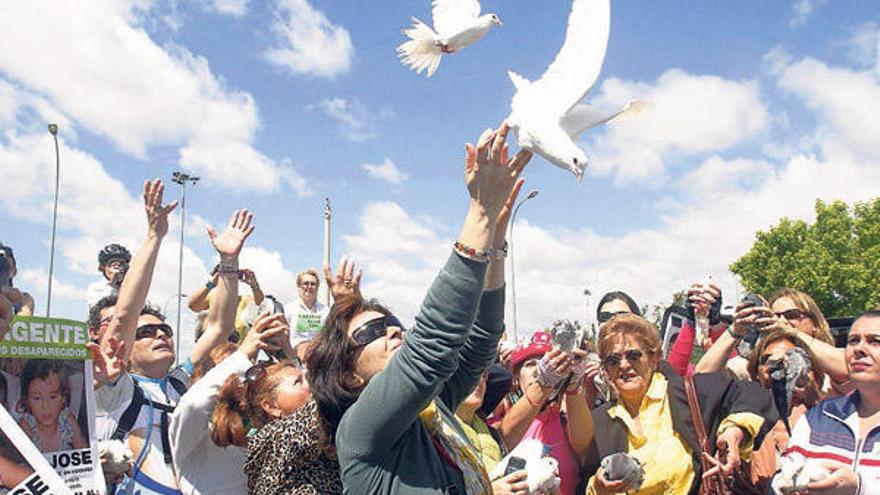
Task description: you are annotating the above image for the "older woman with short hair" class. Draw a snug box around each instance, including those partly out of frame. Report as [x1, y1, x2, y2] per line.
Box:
[585, 314, 777, 495]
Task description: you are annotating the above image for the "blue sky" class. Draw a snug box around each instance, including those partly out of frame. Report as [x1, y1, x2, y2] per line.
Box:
[2, 0, 879, 350]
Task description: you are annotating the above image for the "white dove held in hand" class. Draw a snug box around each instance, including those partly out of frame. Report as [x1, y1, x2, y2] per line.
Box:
[398, 0, 501, 77]
[490, 439, 561, 493]
[506, 0, 640, 180]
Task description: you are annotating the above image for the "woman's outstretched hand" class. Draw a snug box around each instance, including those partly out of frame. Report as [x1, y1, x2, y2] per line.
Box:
[465, 122, 532, 223]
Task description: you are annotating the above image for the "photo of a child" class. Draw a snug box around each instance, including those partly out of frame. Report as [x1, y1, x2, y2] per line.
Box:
[0, 430, 34, 494]
[16, 360, 88, 453]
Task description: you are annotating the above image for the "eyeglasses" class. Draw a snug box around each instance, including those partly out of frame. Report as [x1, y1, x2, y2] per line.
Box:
[603, 349, 646, 368]
[775, 309, 808, 321]
[758, 353, 782, 366]
[135, 323, 173, 340]
[299, 281, 318, 288]
[350, 315, 404, 347]
[244, 362, 268, 386]
[598, 311, 631, 324]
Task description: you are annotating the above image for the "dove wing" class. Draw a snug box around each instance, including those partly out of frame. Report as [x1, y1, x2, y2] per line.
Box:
[560, 102, 629, 138]
[529, 0, 610, 117]
[432, 0, 481, 37]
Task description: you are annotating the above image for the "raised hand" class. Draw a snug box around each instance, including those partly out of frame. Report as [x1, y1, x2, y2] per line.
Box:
[206, 209, 255, 260]
[143, 179, 178, 238]
[325, 256, 362, 300]
[89, 336, 126, 389]
[465, 123, 532, 221]
[238, 312, 286, 360]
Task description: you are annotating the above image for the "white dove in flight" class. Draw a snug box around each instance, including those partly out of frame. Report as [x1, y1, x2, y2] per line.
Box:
[398, 0, 502, 77]
[506, 0, 638, 180]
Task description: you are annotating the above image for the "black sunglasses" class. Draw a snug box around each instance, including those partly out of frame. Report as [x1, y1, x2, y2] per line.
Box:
[598, 310, 631, 324]
[603, 349, 646, 367]
[775, 309, 808, 321]
[351, 315, 404, 347]
[135, 323, 173, 340]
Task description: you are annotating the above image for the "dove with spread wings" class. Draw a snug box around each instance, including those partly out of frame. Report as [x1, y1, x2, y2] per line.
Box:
[398, 0, 502, 77]
[507, 0, 640, 180]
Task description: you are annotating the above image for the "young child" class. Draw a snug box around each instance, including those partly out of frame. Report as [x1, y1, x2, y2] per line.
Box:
[17, 360, 87, 452]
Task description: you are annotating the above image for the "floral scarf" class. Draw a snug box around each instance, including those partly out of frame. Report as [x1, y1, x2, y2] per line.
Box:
[419, 400, 491, 495]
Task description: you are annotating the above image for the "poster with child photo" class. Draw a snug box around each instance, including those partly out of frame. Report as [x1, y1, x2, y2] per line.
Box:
[0, 404, 71, 495]
[0, 316, 103, 495]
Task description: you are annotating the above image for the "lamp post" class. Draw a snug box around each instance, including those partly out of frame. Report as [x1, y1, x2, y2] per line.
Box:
[46, 124, 60, 317]
[171, 172, 199, 364]
[322, 198, 331, 307]
[509, 189, 539, 344]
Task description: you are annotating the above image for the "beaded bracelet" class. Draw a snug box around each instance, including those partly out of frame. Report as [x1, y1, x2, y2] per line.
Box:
[453, 240, 493, 263]
[218, 261, 239, 275]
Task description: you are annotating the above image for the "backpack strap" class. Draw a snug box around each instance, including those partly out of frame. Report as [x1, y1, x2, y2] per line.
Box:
[112, 382, 147, 441]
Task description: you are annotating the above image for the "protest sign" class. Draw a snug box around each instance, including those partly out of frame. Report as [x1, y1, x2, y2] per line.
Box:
[0, 316, 103, 495]
[0, 405, 72, 495]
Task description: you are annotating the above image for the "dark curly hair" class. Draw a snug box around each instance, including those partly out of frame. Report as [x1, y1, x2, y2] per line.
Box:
[87, 295, 166, 342]
[306, 294, 391, 451]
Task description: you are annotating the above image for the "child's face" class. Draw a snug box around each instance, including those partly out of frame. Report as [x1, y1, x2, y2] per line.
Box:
[26, 373, 64, 427]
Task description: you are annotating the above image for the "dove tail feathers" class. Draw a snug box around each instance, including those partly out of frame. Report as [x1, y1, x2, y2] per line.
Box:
[397, 18, 442, 77]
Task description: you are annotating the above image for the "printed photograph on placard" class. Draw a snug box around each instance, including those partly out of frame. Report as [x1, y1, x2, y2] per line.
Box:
[0, 405, 72, 495]
[0, 316, 104, 495]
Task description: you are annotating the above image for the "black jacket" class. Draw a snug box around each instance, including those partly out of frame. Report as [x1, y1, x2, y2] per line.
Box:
[584, 362, 778, 495]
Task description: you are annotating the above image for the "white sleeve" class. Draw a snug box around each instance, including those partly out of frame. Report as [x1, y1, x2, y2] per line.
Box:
[169, 351, 252, 464]
[96, 372, 134, 414]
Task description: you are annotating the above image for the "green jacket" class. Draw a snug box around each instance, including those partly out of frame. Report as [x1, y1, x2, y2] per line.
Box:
[336, 253, 505, 495]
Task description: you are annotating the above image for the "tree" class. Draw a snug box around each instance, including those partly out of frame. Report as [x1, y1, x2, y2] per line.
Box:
[730, 198, 880, 318]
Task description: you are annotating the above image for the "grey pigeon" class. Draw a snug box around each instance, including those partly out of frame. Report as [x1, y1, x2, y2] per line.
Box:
[601, 452, 644, 491]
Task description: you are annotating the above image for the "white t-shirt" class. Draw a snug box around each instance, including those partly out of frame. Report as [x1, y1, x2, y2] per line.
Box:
[285, 298, 329, 346]
[86, 280, 117, 308]
[169, 351, 251, 495]
[96, 367, 190, 495]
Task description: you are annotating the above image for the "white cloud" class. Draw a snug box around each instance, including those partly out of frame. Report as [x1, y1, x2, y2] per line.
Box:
[585, 69, 768, 184]
[206, 0, 248, 17]
[363, 158, 409, 185]
[343, 202, 449, 323]
[263, 0, 353, 79]
[307, 98, 376, 142]
[238, 246, 297, 304]
[0, 1, 306, 194]
[790, 0, 826, 27]
[776, 57, 880, 162]
[844, 22, 879, 75]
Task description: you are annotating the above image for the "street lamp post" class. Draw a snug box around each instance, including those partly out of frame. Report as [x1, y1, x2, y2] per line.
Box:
[322, 198, 332, 307]
[172, 172, 199, 364]
[508, 189, 539, 344]
[46, 124, 60, 317]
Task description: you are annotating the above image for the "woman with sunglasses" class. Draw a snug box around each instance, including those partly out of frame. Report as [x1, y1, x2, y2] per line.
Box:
[744, 329, 824, 492]
[585, 314, 776, 495]
[695, 288, 850, 394]
[169, 310, 299, 495]
[307, 123, 531, 495]
[595, 291, 641, 325]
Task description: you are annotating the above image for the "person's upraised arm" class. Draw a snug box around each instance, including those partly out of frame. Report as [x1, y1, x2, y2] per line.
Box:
[441, 178, 525, 410]
[339, 123, 531, 457]
[101, 179, 177, 362]
[189, 209, 255, 367]
[0, 293, 11, 340]
[186, 274, 216, 312]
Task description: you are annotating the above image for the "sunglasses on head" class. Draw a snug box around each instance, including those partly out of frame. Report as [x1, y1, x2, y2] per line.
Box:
[135, 323, 173, 340]
[775, 309, 808, 321]
[598, 310, 631, 324]
[351, 315, 404, 347]
[603, 349, 646, 367]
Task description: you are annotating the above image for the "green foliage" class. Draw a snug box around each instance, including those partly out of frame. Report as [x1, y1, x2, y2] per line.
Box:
[731, 198, 880, 317]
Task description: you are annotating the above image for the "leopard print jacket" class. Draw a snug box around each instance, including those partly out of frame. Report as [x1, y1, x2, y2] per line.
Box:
[245, 399, 343, 495]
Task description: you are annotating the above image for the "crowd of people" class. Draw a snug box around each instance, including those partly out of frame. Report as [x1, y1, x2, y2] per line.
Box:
[1, 122, 879, 495]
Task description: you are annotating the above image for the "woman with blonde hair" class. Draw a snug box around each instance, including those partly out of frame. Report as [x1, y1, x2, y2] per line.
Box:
[585, 314, 776, 495]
